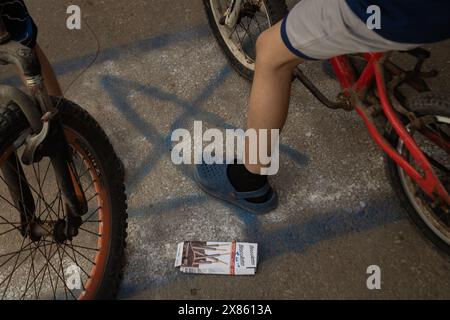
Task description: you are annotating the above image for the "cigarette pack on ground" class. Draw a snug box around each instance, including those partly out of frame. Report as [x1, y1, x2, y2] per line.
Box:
[174, 241, 258, 275]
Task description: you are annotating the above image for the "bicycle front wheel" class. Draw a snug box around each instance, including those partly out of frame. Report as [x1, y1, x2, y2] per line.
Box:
[0, 98, 127, 300]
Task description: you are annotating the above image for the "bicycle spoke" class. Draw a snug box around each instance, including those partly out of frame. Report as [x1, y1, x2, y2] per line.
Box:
[37, 192, 60, 222]
[83, 219, 102, 224]
[20, 239, 44, 300]
[67, 241, 87, 292]
[82, 206, 101, 226]
[34, 243, 70, 300]
[254, 14, 263, 33]
[69, 243, 99, 252]
[36, 238, 50, 299]
[77, 166, 91, 181]
[82, 179, 97, 196]
[66, 242, 96, 265]
[0, 225, 21, 237]
[32, 162, 57, 223]
[0, 175, 29, 214]
[0, 243, 51, 259]
[0, 240, 36, 269]
[78, 226, 101, 238]
[54, 241, 91, 279]
[47, 242, 58, 299]
[0, 127, 109, 300]
[36, 239, 60, 300]
[29, 242, 76, 300]
[0, 215, 22, 231]
[4, 160, 60, 218]
[55, 245, 69, 300]
[20, 241, 39, 300]
[86, 192, 99, 203]
[1, 234, 29, 299]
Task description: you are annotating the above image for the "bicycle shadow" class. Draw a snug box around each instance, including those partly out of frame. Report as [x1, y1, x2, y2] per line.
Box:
[118, 195, 406, 298]
[100, 72, 311, 196]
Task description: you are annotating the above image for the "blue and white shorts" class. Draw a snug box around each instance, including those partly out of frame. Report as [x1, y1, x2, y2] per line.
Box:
[281, 0, 421, 60]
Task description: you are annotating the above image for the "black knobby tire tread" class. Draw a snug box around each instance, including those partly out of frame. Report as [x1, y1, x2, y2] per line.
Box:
[203, 0, 288, 81]
[407, 92, 450, 117]
[384, 92, 450, 255]
[0, 98, 128, 299]
[0, 103, 29, 152]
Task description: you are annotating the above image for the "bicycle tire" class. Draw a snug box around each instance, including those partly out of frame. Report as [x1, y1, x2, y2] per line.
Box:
[0, 98, 127, 299]
[385, 92, 450, 255]
[203, 0, 288, 80]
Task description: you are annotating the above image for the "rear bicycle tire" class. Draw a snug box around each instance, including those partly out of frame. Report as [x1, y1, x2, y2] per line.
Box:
[385, 92, 450, 255]
[203, 0, 288, 80]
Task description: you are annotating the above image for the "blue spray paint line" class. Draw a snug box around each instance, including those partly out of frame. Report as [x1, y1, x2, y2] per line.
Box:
[101, 70, 310, 194]
[257, 199, 404, 261]
[57, 25, 210, 76]
[100, 70, 307, 236]
[128, 194, 208, 218]
[0, 21, 411, 298]
[99, 68, 237, 193]
[48, 25, 408, 299]
[166, 65, 236, 146]
[0, 25, 211, 86]
[100, 75, 171, 190]
[118, 197, 404, 298]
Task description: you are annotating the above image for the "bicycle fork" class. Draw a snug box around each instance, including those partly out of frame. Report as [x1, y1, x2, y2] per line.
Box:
[0, 154, 35, 237]
[1, 90, 88, 242]
[0, 37, 88, 242]
[31, 82, 88, 242]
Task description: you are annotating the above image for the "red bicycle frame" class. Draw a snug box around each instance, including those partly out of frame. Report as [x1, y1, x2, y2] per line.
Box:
[330, 53, 450, 207]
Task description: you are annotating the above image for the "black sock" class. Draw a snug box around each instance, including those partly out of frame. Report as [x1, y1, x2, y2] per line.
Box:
[227, 163, 272, 204]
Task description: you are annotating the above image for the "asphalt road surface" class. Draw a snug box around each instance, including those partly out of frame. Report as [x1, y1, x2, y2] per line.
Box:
[0, 0, 449, 299]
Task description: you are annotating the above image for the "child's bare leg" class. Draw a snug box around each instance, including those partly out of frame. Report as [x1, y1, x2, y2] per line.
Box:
[193, 23, 301, 210]
[245, 22, 303, 174]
